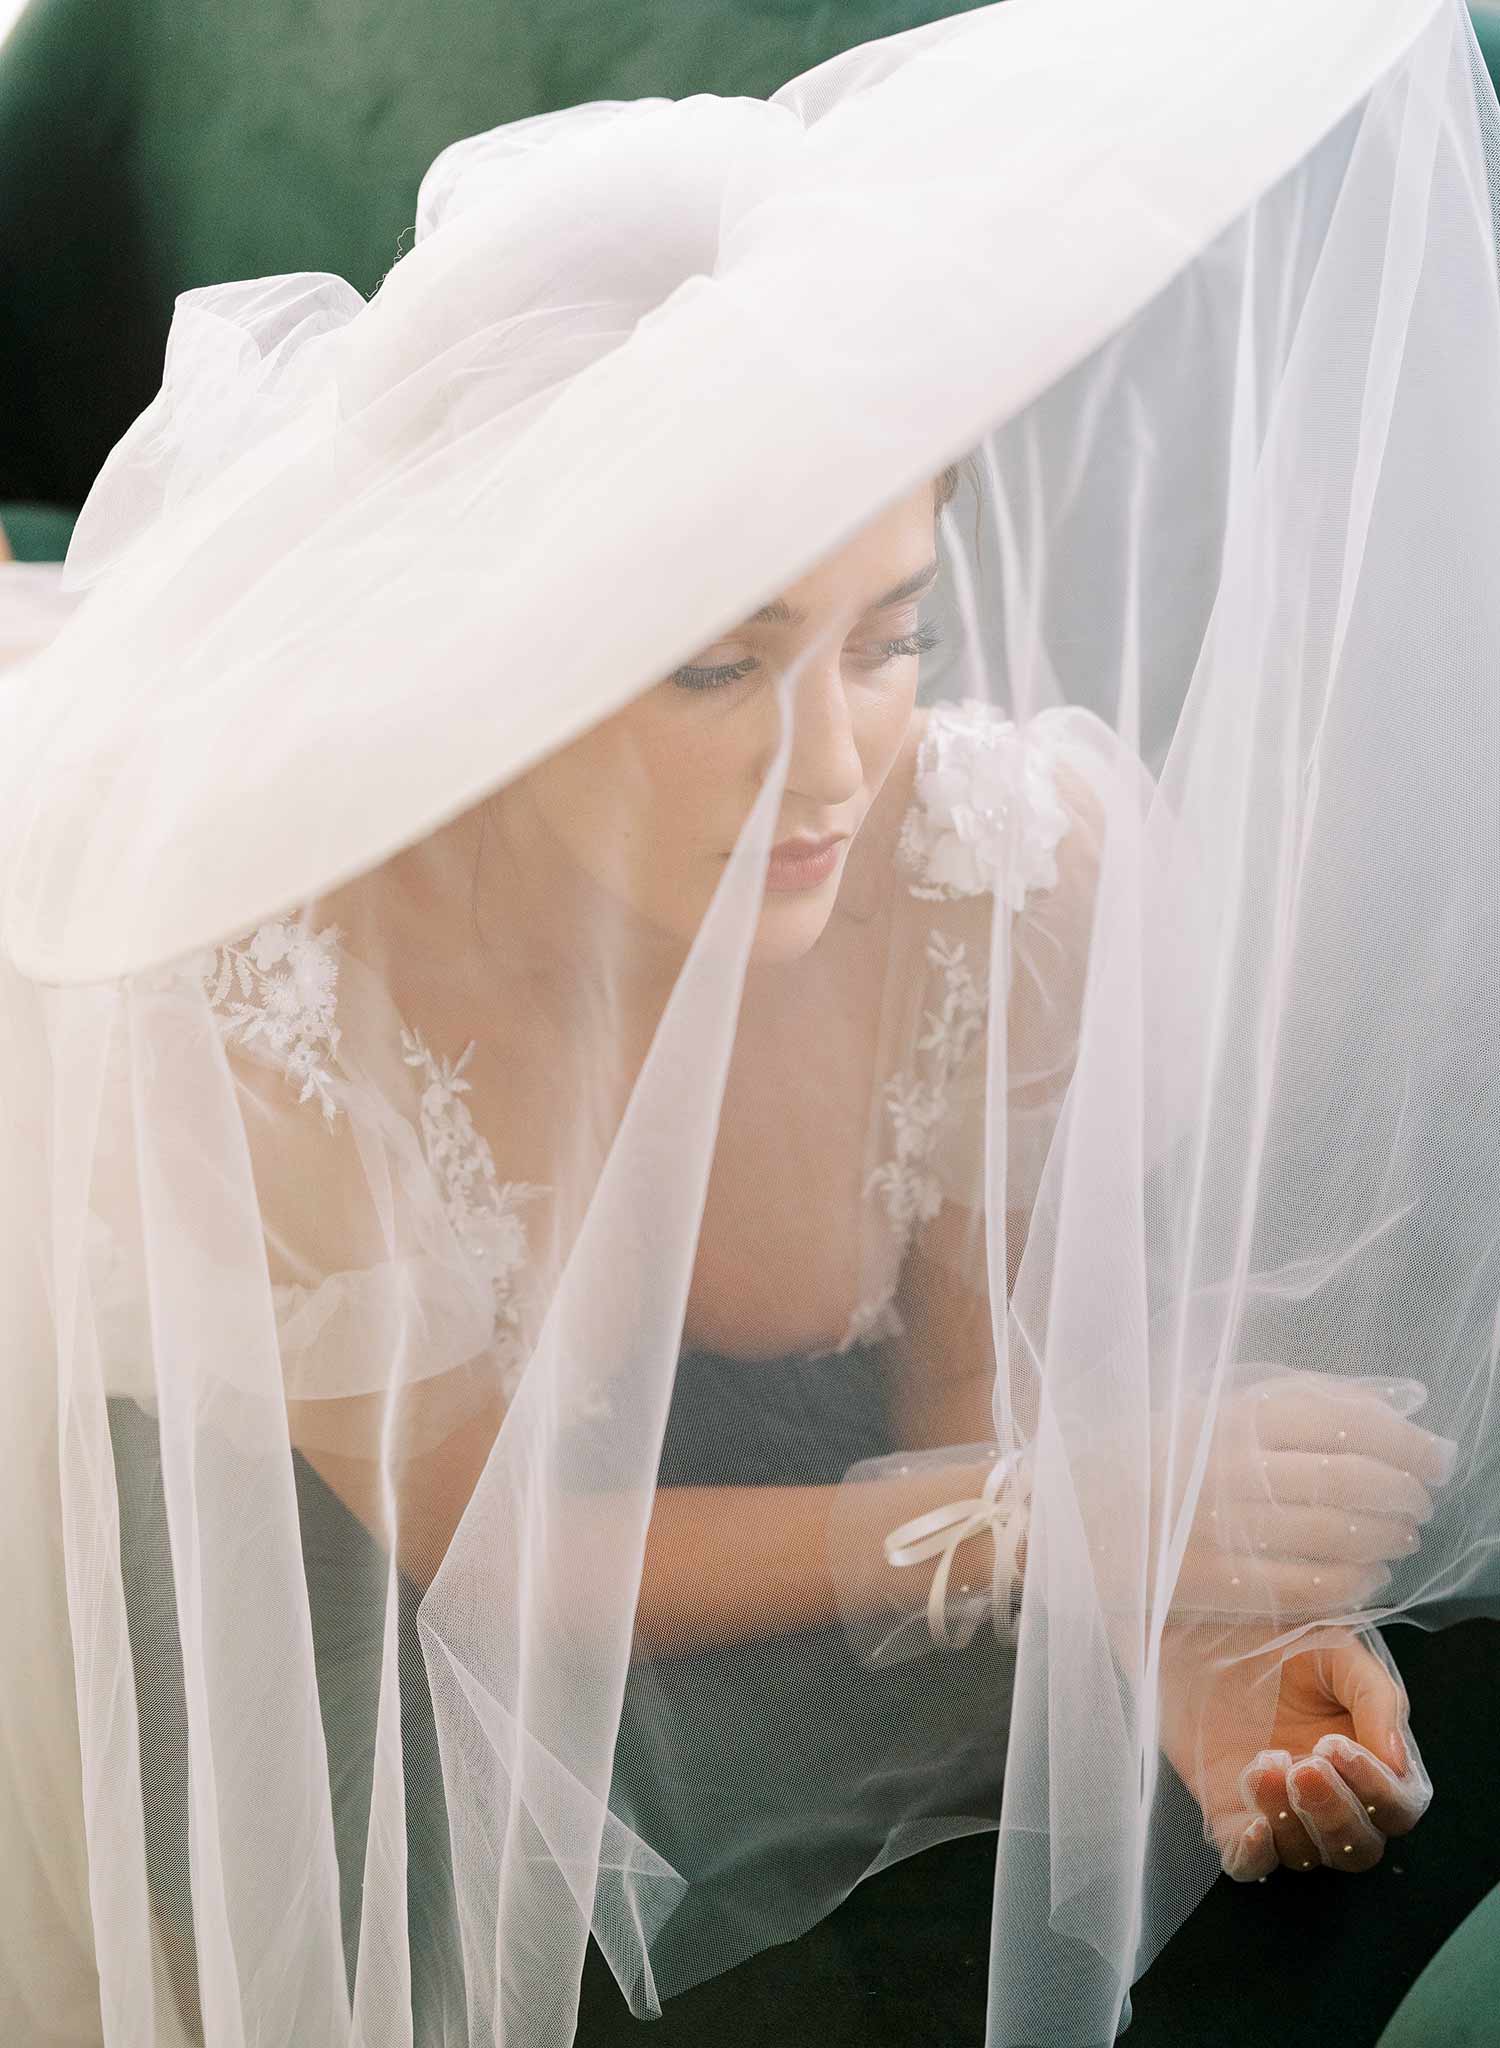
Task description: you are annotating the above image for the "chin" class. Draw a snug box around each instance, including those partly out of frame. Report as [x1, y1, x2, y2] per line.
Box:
[747, 891, 839, 966]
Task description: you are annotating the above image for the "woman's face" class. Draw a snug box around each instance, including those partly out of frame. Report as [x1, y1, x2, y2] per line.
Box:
[510, 484, 940, 966]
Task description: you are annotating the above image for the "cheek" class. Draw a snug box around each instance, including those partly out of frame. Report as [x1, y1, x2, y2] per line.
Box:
[858, 675, 921, 786]
[640, 699, 774, 846]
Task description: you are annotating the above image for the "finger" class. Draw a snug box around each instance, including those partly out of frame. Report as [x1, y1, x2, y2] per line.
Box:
[1260, 1558, 1393, 1619]
[1175, 1555, 1390, 1620]
[1248, 1385, 1457, 1488]
[1246, 1451, 1435, 1523]
[1317, 1637, 1410, 1775]
[1315, 1733, 1433, 1836]
[1241, 1372, 1429, 1419]
[1222, 1814, 1278, 1884]
[1222, 1501, 1422, 1567]
[1240, 1752, 1322, 1874]
[1286, 1755, 1386, 1872]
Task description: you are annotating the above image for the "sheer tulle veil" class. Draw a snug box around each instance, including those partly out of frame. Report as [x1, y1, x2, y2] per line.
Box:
[4, 3, 1500, 2045]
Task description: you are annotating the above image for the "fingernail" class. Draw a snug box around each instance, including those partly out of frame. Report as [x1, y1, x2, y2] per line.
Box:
[1380, 1380, 1429, 1415]
[1428, 1437, 1459, 1485]
[1313, 1732, 1356, 1763]
[1388, 1730, 1409, 1776]
[1230, 1817, 1271, 1879]
[1292, 1764, 1331, 1805]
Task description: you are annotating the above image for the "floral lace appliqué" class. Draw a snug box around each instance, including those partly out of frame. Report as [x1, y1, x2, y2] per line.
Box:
[401, 1027, 547, 1399]
[866, 930, 987, 1233]
[844, 703, 1071, 1347]
[898, 700, 1070, 907]
[837, 1287, 905, 1352]
[838, 932, 987, 1352]
[204, 918, 343, 1124]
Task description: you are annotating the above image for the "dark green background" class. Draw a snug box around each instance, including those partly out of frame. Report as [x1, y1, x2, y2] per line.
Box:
[0, 0, 989, 511]
[3, 0, 1499, 516]
[3, 2, 1499, 2040]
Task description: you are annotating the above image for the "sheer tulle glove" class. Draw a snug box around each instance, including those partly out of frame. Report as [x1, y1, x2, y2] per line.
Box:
[1159, 1626, 1432, 1879]
[828, 1443, 1030, 1669]
[1109, 1371, 1456, 1628]
[829, 1371, 1453, 1670]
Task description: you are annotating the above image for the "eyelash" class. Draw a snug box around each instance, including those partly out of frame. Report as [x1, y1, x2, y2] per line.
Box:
[672, 619, 942, 694]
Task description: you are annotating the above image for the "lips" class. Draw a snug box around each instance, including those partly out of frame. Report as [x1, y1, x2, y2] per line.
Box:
[762, 832, 849, 894]
[770, 833, 845, 864]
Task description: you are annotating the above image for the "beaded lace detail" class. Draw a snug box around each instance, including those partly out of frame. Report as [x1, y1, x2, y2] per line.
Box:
[897, 700, 1070, 907]
[866, 929, 987, 1235]
[843, 703, 1069, 1348]
[204, 918, 549, 1403]
[204, 918, 344, 1124]
[208, 703, 1069, 1381]
[401, 1028, 546, 1398]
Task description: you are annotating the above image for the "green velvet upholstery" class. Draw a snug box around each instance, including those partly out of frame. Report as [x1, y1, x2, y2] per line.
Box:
[2, 0, 1497, 513]
[0, 0, 987, 509]
[1377, 1878, 1500, 2047]
[1473, 4, 1500, 95]
[0, 498, 75, 560]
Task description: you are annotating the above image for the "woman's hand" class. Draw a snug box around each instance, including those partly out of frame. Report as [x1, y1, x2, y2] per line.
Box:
[1151, 1371, 1454, 1625]
[1230, 1634, 1433, 1878]
[1159, 1625, 1432, 1880]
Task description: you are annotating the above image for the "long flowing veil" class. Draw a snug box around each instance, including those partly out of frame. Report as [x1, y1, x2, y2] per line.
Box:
[3, 4, 1500, 2045]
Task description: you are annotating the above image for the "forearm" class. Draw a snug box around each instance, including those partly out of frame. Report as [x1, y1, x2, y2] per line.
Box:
[634, 1482, 846, 1654]
[640, 1434, 1019, 1655]
[306, 1424, 999, 1660]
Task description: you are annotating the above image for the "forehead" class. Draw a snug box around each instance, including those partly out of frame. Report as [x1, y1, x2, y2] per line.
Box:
[770, 484, 937, 621]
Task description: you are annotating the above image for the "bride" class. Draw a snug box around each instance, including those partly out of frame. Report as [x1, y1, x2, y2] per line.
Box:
[4, 4, 1497, 2044]
[0, 474, 1451, 2036]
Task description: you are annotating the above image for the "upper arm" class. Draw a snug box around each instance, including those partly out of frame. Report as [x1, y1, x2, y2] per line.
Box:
[887, 716, 1117, 1442]
[206, 932, 507, 1579]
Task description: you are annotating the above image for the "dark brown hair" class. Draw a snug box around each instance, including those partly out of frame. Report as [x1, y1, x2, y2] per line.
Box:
[936, 454, 984, 512]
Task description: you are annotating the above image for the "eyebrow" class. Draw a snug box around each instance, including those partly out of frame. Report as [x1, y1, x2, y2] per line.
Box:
[746, 558, 940, 628]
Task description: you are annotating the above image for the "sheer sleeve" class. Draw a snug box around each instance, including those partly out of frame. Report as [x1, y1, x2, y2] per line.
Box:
[90, 916, 517, 1584]
[234, 926, 533, 1575]
[835, 706, 1157, 1669]
[919, 704, 1122, 1231]
[866, 700, 1184, 1475]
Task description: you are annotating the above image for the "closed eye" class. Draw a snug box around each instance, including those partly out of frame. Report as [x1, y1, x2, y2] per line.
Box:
[846, 619, 943, 672]
[670, 653, 761, 692]
[672, 618, 942, 693]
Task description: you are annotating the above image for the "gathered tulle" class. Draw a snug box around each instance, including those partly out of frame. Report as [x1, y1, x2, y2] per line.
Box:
[4, 4, 1500, 2046]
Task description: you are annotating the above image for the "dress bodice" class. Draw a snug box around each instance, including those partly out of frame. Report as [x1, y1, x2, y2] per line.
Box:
[193, 702, 1090, 1417]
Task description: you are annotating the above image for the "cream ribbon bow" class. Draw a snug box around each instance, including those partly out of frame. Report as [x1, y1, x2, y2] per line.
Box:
[883, 1450, 1032, 1649]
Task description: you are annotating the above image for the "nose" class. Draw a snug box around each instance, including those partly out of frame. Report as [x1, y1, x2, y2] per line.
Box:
[782, 656, 863, 812]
